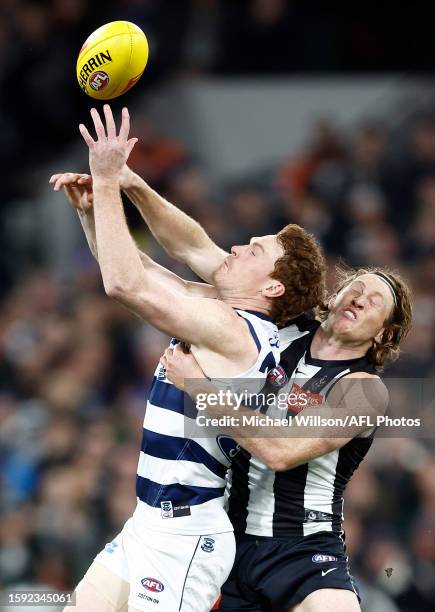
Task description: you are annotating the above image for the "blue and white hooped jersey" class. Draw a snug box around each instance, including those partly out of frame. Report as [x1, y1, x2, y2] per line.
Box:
[134, 309, 280, 535]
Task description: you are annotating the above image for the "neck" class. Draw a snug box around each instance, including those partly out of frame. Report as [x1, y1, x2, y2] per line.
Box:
[311, 322, 372, 361]
[219, 294, 271, 316]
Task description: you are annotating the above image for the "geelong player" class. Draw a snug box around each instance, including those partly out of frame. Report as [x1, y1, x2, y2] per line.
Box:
[162, 268, 413, 612]
[50, 105, 325, 612]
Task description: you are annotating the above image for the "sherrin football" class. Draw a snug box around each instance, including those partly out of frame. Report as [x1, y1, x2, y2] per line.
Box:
[77, 21, 149, 100]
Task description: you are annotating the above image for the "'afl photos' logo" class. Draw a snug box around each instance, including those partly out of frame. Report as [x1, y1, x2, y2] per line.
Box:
[216, 434, 241, 462]
[89, 70, 109, 91]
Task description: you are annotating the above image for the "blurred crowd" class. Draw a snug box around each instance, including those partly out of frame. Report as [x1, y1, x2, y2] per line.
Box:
[1, 0, 435, 273]
[1, 3, 435, 612]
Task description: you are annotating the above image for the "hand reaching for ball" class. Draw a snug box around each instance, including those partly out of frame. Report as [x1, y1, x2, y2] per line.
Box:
[49, 172, 93, 212]
[79, 105, 138, 181]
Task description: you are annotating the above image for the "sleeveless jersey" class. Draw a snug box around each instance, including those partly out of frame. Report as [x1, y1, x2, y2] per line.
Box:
[134, 309, 280, 535]
[227, 313, 377, 537]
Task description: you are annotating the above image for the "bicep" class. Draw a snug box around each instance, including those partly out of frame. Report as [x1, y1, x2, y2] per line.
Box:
[138, 251, 217, 298]
[181, 244, 228, 284]
[113, 281, 232, 346]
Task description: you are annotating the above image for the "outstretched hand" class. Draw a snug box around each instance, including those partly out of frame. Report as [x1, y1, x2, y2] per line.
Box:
[79, 105, 138, 181]
[49, 172, 93, 212]
[160, 344, 206, 391]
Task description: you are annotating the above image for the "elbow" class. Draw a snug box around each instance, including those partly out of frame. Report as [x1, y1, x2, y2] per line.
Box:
[262, 453, 291, 472]
[104, 282, 131, 301]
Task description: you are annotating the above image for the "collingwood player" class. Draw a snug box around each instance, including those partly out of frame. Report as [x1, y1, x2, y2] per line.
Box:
[162, 268, 413, 612]
[50, 105, 325, 612]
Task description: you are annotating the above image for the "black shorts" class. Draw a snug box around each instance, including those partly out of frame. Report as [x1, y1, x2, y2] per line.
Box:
[218, 531, 359, 611]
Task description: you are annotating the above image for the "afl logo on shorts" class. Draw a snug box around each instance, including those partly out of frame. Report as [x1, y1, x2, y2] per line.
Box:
[89, 70, 109, 91]
[216, 434, 240, 462]
[141, 578, 164, 593]
[312, 554, 337, 563]
[267, 365, 288, 387]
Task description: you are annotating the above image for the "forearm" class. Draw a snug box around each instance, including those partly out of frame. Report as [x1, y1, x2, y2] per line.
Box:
[92, 179, 147, 296]
[190, 379, 290, 467]
[190, 380, 344, 471]
[76, 209, 98, 259]
[121, 167, 226, 280]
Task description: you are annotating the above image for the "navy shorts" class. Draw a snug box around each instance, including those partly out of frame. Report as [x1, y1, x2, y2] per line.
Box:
[218, 531, 359, 611]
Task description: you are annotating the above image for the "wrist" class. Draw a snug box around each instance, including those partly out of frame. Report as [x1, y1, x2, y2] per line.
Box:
[92, 177, 120, 191]
[120, 165, 136, 190]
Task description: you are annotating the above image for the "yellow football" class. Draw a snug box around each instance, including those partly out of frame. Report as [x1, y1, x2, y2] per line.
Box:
[76, 21, 149, 100]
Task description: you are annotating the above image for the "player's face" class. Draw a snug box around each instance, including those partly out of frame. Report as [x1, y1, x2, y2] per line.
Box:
[213, 234, 284, 294]
[328, 273, 395, 342]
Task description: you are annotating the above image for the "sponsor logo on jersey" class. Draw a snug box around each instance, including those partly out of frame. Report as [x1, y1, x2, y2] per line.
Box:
[267, 365, 288, 387]
[310, 375, 329, 391]
[269, 331, 280, 348]
[89, 70, 109, 91]
[141, 578, 164, 593]
[201, 537, 215, 552]
[104, 539, 118, 554]
[216, 434, 241, 462]
[138, 592, 160, 604]
[312, 554, 337, 563]
[288, 383, 323, 412]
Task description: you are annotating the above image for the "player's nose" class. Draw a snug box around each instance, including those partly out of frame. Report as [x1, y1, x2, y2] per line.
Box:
[351, 296, 365, 309]
[231, 245, 241, 257]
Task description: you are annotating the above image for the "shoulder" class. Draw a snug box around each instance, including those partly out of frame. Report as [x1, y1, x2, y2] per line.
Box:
[279, 312, 319, 348]
[328, 371, 388, 411]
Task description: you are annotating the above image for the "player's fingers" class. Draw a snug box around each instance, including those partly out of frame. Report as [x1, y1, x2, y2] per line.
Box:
[118, 107, 130, 141]
[90, 107, 107, 141]
[79, 123, 96, 148]
[159, 355, 167, 368]
[80, 189, 93, 211]
[163, 347, 174, 362]
[77, 174, 92, 184]
[126, 138, 138, 158]
[173, 344, 187, 358]
[49, 174, 61, 184]
[103, 104, 116, 139]
[63, 184, 81, 208]
[53, 173, 79, 191]
[53, 177, 65, 191]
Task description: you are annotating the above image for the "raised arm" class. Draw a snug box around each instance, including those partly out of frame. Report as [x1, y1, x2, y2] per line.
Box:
[119, 166, 227, 284]
[49, 172, 217, 299]
[78, 105, 251, 357]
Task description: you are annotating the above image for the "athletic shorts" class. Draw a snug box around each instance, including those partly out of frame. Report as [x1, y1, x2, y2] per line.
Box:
[218, 531, 359, 611]
[87, 515, 236, 611]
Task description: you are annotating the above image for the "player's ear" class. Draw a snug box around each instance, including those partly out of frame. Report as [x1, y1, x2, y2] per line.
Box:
[374, 328, 385, 344]
[327, 293, 337, 311]
[374, 325, 392, 345]
[262, 281, 285, 299]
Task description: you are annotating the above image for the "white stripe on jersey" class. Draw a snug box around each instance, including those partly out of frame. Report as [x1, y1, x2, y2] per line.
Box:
[321, 368, 351, 397]
[279, 325, 310, 352]
[303, 450, 340, 536]
[245, 456, 275, 537]
[137, 451, 227, 489]
[143, 403, 232, 467]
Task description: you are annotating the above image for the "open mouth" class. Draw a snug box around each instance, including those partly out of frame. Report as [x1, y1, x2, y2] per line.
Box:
[342, 307, 357, 321]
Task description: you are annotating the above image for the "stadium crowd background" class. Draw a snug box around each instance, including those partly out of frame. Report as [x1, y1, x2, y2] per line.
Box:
[1, 2, 435, 611]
